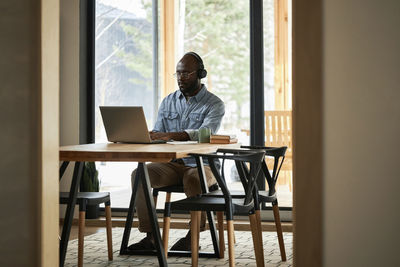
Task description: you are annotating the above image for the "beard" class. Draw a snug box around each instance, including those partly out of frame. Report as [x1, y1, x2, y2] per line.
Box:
[178, 79, 200, 96]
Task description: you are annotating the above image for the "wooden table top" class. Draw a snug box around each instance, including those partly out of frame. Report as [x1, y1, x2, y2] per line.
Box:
[60, 142, 240, 162]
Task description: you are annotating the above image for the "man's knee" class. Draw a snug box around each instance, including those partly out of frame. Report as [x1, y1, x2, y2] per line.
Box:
[131, 163, 170, 189]
[183, 170, 202, 196]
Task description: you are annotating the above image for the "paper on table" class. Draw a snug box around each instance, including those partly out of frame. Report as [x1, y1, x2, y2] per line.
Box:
[166, 141, 198, 145]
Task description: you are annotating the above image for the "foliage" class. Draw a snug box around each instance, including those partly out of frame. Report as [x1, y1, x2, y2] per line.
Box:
[182, 0, 251, 129]
[80, 162, 100, 192]
[114, 0, 153, 93]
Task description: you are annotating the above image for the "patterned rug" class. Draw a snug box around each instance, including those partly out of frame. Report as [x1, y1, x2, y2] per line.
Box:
[65, 227, 293, 267]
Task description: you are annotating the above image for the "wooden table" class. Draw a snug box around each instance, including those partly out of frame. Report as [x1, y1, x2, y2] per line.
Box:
[59, 142, 239, 267]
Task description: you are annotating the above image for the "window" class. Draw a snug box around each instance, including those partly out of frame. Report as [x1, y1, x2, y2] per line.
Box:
[95, 0, 156, 208]
[264, 0, 292, 207]
[92, 0, 292, 209]
[176, 0, 250, 190]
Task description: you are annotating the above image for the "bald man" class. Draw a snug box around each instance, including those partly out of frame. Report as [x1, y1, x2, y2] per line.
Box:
[129, 52, 225, 251]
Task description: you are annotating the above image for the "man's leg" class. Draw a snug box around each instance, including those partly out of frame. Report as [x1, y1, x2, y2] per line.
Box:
[183, 166, 217, 230]
[129, 162, 184, 250]
[170, 166, 216, 251]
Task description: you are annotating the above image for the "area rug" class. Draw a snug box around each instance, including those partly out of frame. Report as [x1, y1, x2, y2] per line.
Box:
[64, 227, 292, 267]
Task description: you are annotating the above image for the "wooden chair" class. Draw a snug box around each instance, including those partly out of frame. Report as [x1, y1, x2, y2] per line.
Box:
[60, 192, 113, 267]
[201, 146, 287, 264]
[163, 150, 266, 267]
[240, 146, 287, 261]
[152, 183, 222, 258]
[264, 111, 292, 191]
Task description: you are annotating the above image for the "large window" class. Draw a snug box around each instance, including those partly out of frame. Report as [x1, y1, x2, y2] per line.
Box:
[177, 0, 250, 189]
[93, 0, 292, 209]
[95, 0, 156, 207]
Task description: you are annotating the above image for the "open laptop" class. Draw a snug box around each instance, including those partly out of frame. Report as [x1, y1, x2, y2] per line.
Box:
[100, 106, 166, 144]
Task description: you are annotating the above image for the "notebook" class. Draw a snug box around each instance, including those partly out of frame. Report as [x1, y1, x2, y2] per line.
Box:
[100, 106, 166, 144]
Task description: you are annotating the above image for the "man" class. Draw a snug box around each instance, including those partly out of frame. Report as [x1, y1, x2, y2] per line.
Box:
[128, 52, 225, 251]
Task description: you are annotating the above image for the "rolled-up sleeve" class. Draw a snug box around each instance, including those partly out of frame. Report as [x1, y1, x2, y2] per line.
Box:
[185, 100, 225, 141]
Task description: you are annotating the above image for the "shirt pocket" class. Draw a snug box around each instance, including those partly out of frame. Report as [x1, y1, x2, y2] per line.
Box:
[187, 112, 206, 129]
[162, 111, 180, 131]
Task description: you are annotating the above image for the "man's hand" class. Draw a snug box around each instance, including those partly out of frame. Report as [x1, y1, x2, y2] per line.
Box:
[150, 131, 190, 141]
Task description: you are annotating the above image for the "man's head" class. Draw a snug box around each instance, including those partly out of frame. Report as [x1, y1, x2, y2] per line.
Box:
[175, 52, 207, 97]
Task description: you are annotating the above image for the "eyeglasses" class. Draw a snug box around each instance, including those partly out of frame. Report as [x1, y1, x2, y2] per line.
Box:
[173, 70, 197, 79]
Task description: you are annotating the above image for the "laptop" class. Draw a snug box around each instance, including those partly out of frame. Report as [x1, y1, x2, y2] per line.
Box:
[100, 106, 166, 144]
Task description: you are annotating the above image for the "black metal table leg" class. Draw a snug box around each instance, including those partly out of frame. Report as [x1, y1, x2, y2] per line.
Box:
[140, 163, 167, 266]
[59, 161, 69, 180]
[119, 163, 167, 266]
[120, 167, 141, 253]
[59, 161, 84, 267]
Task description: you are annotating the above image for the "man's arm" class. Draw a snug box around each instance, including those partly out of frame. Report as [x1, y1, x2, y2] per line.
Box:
[185, 100, 225, 141]
[149, 131, 190, 141]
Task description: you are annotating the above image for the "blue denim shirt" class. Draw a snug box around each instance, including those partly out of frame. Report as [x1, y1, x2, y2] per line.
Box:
[153, 84, 225, 166]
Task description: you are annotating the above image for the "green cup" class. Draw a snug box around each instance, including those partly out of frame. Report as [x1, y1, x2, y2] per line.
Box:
[198, 127, 211, 143]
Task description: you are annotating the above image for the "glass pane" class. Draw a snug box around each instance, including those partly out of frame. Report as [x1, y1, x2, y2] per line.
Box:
[264, 0, 292, 207]
[177, 0, 250, 191]
[95, 0, 155, 208]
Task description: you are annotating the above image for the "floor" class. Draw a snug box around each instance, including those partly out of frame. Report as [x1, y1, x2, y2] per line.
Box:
[64, 226, 293, 267]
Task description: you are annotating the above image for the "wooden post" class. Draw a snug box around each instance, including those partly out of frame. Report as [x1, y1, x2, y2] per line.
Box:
[274, 0, 289, 110]
[161, 0, 176, 98]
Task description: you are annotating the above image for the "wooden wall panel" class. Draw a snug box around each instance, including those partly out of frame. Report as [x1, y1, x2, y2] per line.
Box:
[292, 0, 323, 266]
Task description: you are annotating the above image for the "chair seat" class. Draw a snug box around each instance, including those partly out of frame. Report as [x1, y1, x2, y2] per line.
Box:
[203, 189, 277, 202]
[258, 190, 277, 202]
[153, 184, 185, 193]
[154, 183, 219, 194]
[60, 192, 110, 206]
[170, 195, 254, 214]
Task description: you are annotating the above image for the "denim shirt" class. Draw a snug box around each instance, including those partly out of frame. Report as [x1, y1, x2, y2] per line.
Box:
[153, 84, 225, 166]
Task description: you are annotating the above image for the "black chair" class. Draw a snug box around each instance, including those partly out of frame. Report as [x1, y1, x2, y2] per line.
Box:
[60, 192, 113, 267]
[163, 149, 266, 267]
[153, 183, 221, 258]
[215, 146, 288, 262]
[241, 146, 287, 261]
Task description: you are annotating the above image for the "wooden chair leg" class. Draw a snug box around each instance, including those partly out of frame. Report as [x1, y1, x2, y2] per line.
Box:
[250, 213, 265, 267]
[216, 211, 225, 258]
[272, 203, 287, 261]
[255, 209, 264, 259]
[78, 211, 85, 267]
[162, 192, 172, 257]
[190, 211, 200, 267]
[105, 205, 113, 261]
[227, 220, 235, 267]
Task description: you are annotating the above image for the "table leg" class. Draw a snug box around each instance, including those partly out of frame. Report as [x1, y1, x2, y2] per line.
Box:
[59, 161, 69, 180]
[59, 161, 84, 267]
[120, 167, 141, 253]
[139, 163, 167, 266]
[119, 163, 167, 266]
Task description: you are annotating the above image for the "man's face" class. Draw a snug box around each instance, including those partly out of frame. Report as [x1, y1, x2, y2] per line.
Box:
[176, 55, 200, 96]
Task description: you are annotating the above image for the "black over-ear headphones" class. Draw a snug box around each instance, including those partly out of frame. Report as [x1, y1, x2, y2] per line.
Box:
[185, 51, 207, 79]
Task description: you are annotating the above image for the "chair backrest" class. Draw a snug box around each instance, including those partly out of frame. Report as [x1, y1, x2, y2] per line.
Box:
[265, 110, 292, 157]
[190, 150, 265, 214]
[240, 146, 287, 195]
[262, 146, 287, 195]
